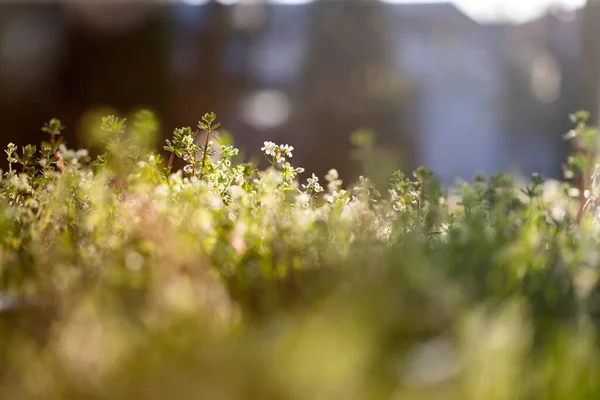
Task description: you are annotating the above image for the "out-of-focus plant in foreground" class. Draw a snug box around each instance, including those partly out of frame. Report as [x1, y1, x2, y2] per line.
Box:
[1, 110, 600, 399]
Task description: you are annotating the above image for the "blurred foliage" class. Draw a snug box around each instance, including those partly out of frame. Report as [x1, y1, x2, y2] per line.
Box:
[1, 110, 600, 399]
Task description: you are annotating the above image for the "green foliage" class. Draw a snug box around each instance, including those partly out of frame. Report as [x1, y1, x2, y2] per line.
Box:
[41, 118, 65, 138]
[1, 111, 600, 399]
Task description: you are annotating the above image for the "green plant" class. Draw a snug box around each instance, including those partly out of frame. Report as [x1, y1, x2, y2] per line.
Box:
[0, 110, 599, 399]
[563, 111, 599, 220]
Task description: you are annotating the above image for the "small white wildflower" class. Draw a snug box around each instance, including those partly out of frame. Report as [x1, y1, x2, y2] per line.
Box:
[261, 141, 277, 156]
[280, 144, 294, 158]
[325, 169, 339, 182]
[295, 192, 310, 208]
[303, 173, 324, 193]
[325, 190, 347, 203]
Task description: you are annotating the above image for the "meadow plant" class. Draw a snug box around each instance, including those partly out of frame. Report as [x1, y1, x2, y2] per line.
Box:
[0, 110, 600, 399]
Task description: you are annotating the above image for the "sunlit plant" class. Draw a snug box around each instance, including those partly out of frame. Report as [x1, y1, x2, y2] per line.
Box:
[0, 110, 599, 400]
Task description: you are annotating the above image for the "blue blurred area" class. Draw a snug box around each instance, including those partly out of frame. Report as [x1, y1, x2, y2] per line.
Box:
[0, 1, 590, 185]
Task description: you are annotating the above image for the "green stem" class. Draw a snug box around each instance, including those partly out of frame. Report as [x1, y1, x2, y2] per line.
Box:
[199, 130, 211, 179]
[213, 156, 229, 172]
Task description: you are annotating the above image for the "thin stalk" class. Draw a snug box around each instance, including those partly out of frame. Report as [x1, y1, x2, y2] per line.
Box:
[199, 129, 211, 179]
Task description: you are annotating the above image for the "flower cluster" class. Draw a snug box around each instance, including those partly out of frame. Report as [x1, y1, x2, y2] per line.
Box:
[324, 189, 349, 204]
[261, 141, 294, 164]
[325, 168, 343, 193]
[302, 173, 324, 194]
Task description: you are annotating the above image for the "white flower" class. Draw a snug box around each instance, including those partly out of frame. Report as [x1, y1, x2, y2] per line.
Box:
[280, 144, 294, 158]
[274, 153, 285, 163]
[325, 189, 347, 203]
[261, 141, 277, 156]
[295, 192, 310, 208]
[325, 169, 339, 182]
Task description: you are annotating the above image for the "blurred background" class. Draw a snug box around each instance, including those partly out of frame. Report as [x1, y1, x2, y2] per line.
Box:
[0, 0, 598, 185]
